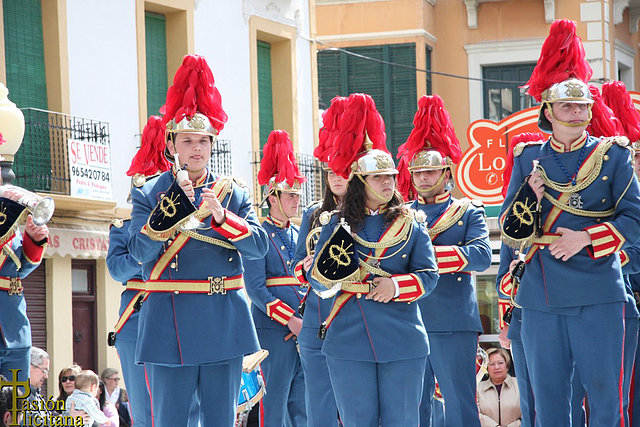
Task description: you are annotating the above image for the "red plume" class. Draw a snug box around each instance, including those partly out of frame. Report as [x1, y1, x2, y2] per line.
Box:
[127, 115, 171, 176]
[0, 132, 5, 145]
[502, 132, 546, 198]
[396, 95, 461, 200]
[525, 20, 593, 102]
[586, 85, 624, 138]
[160, 54, 228, 133]
[328, 93, 388, 179]
[258, 130, 307, 188]
[602, 81, 640, 142]
[315, 96, 347, 163]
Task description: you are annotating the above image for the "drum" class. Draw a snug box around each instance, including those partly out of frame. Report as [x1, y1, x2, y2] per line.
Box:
[237, 369, 265, 413]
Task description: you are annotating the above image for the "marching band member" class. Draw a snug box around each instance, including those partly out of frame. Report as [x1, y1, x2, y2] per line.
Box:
[127, 54, 268, 427]
[496, 132, 546, 427]
[292, 96, 347, 427]
[308, 93, 439, 426]
[0, 131, 49, 383]
[106, 115, 170, 427]
[244, 130, 308, 426]
[499, 20, 640, 425]
[602, 80, 640, 427]
[397, 94, 491, 427]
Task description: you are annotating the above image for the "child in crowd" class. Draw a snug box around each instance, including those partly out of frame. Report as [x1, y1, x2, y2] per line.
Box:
[65, 370, 110, 426]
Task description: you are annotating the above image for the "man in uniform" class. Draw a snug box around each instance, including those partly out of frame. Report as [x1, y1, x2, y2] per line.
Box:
[499, 20, 640, 425]
[106, 115, 169, 427]
[397, 95, 491, 427]
[244, 129, 307, 426]
[128, 54, 268, 426]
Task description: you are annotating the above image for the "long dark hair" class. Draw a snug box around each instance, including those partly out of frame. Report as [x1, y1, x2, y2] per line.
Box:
[98, 381, 107, 410]
[340, 175, 407, 231]
[309, 172, 341, 227]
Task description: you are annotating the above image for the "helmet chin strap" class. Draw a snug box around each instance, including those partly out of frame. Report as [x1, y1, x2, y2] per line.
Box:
[547, 102, 593, 128]
[356, 174, 393, 204]
[412, 169, 447, 195]
[275, 192, 293, 221]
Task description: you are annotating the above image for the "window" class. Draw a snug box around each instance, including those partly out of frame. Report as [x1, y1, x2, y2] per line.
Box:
[482, 64, 536, 121]
[257, 40, 274, 150]
[426, 45, 432, 95]
[317, 43, 417, 157]
[145, 11, 168, 116]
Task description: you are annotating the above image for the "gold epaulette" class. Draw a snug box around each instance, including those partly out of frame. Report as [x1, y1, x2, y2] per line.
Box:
[428, 199, 471, 238]
[111, 219, 125, 228]
[412, 209, 426, 224]
[232, 177, 249, 190]
[319, 210, 339, 225]
[602, 135, 630, 147]
[513, 140, 545, 157]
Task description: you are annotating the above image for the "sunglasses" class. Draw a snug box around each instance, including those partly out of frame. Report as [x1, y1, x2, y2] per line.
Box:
[61, 375, 76, 382]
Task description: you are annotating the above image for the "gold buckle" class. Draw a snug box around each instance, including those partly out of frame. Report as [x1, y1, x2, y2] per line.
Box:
[8, 278, 22, 296]
[208, 276, 227, 295]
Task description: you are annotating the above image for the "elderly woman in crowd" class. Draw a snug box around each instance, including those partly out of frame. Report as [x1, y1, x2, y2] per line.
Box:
[477, 348, 521, 427]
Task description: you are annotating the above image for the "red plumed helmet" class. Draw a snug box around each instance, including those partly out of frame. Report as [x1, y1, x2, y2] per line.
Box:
[258, 130, 306, 192]
[396, 95, 461, 200]
[127, 115, 171, 177]
[525, 19, 593, 102]
[328, 93, 390, 179]
[161, 54, 228, 136]
[586, 85, 624, 138]
[315, 96, 347, 163]
[502, 132, 546, 198]
[602, 81, 640, 143]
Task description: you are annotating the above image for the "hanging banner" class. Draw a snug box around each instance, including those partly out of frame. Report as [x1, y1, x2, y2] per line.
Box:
[67, 138, 113, 200]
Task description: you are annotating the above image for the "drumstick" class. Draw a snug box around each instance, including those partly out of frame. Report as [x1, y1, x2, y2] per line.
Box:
[284, 332, 295, 341]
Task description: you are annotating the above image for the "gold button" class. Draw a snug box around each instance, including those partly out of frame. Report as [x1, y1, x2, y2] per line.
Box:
[602, 176, 608, 181]
[357, 293, 362, 299]
[597, 218, 601, 222]
[458, 241, 463, 245]
[458, 221, 464, 226]
[281, 245, 286, 250]
[601, 198, 606, 204]
[402, 254, 407, 258]
[457, 277, 462, 282]
[604, 155, 609, 161]
[174, 291, 179, 295]
[228, 257, 233, 262]
[170, 262, 176, 269]
[271, 233, 276, 237]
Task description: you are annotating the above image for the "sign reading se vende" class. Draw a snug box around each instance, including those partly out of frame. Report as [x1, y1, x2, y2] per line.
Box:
[67, 138, 113, 200]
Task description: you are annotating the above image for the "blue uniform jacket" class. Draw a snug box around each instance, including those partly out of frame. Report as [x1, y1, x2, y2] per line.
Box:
[244, 217, 307, 330]
[501, 135, 640, 312]
[128, 170, 268, 366]
[309, 210, 439, 362]
[106, 220, 144, 341]
[0, 229, 45, 349]
[292, 203, 334, 347]
[618, 247, 640, 319]
[411, 193, 491, 332]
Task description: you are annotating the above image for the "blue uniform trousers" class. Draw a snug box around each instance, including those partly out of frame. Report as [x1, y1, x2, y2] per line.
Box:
[419, 331, 480, 427]
[115, 337, 152, 427]
[521, 304, 625, 427]
[146, 357, 242, 427]
[298, 327, 339, 427]
[570, 366, 586, 427]
[431, 399, 445, 427]
[0, 346, 29, 383]
[327, 356, 426, 427]
[256, 328, 306, 427]
[634, 323, 640, 427]
[511, 338, 535, 427]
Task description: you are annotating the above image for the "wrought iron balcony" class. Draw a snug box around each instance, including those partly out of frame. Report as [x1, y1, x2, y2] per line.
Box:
[17, 108, 110, 194]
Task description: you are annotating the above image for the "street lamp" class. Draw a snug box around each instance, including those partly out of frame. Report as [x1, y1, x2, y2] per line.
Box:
[0, 83, 24, 185]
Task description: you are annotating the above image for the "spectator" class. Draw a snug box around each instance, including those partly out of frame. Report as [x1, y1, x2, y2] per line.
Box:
[56, 364, 82, 411]
[95, 381, 119, 427]
[22, 347, 51, 423]
[477, 348, 522, 427]
[101, 368, 130, 427]
[0, 375, 23, 426]
[64, 370, 109, 426]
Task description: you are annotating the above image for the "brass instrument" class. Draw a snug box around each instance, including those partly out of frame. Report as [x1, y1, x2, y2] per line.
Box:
[0, 185, 55, 225]
[305, 226, 322, 255]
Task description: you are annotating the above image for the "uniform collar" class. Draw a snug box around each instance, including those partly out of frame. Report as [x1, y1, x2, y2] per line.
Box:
[265, 214, 290, 229]
[417, 191, 450, 205]
[365, 204, 388, 215]
[170, 166, 209, 187]
[549, 132, 587, 153]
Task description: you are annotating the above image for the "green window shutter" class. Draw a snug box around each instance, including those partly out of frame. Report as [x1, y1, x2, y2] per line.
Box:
[317, 50, 342, 108]
[387, 44, 416, 156]
[257, 41, 274, 150]
[145, 12, 168, 116]
[4, 0, 51, 191]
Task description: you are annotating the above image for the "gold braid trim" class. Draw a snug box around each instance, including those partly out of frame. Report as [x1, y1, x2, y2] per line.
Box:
[428, 199, 471, 239]
[542, 192, 615, 218]
[536, 138, 613, 193]
[358, 259, 391, 278]
[351, 214, 412, 248]
[3, 245, 21, 271]
[357, 224, 414, 260]
[180, 229, 237, 250]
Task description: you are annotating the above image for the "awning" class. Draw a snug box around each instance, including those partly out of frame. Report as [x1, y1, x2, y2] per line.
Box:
[45, 222, 110, 259]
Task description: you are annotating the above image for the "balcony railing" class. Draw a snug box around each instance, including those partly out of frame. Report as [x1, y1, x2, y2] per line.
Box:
[209, 138, 233, 177]
[251, 151, 325, 217]
[18, 108, 110, 194]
